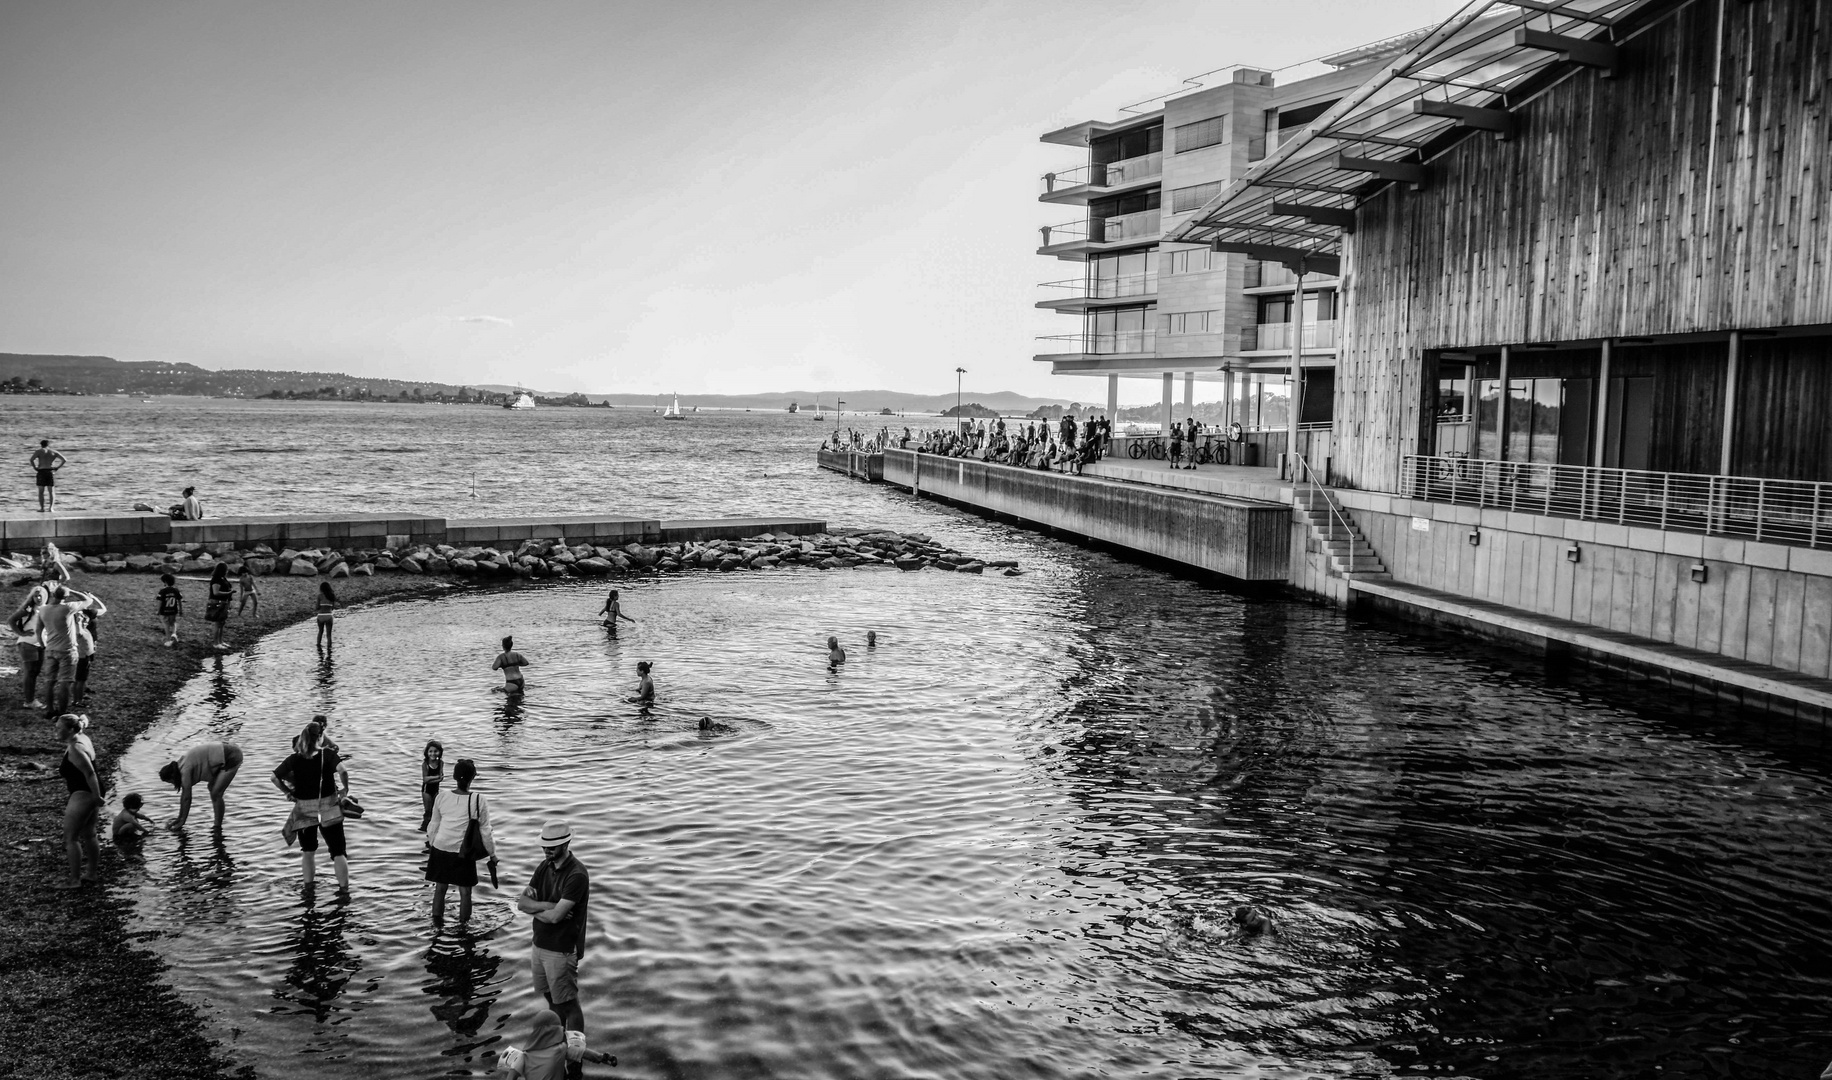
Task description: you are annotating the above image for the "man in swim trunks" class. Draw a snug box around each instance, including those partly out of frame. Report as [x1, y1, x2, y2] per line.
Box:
[158, 740, 244, 828]
[493, 636, 529, 693]
[827, 636, 845, 668]
[30, 440, 65, 513]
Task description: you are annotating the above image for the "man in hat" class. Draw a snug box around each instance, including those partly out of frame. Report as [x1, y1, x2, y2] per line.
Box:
[518, 820, 591, 1038]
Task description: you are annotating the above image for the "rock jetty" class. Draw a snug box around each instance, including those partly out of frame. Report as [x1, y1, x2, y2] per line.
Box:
[4, 529, 1023, 582]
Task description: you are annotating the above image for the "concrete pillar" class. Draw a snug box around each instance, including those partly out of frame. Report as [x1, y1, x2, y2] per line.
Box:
[1495, 343, 1511, 461]
[1183, 372, 1194, 411]
[1720, 330, 1740, 476]
[1223, 369, 1236, 430]
[1286, 267, 1306, 478]
[1160, 372, 1174, 438]
[1592, 339, 1612, 467]
[1106, 373, 1119, 421]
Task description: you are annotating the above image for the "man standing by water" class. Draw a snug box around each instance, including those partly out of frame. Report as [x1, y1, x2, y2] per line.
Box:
[519, 821, 591, 1045]
[30, 440, 65, 512]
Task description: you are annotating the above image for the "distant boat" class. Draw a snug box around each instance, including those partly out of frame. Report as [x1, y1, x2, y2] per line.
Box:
[813, 398, 826, 422]
[663, 395, 684, 420]
[504, 391, 536, 410]
[879, 407, 894, 416]
[787, 402, 799, 413]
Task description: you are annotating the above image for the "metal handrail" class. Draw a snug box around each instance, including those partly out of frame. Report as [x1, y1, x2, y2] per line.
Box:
[1294, 452, 1362, 583]
[1402, 455, 1832, 550]
[1037, 272, 1158, 299]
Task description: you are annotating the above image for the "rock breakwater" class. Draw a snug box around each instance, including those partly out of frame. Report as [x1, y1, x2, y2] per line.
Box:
[4, 528, 1021, 583]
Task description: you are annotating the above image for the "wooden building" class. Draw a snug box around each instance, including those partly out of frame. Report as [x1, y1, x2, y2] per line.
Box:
[1168, 0, 1831, 494]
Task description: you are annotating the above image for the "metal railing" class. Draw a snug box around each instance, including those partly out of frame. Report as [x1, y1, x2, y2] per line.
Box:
[1037, 330, 1157, 356]
[1100, 208, 1161, 243]
[1295, 452, 1363, 582]
[1040, 153, 1163, 194]
[1402, 455, 1832, 549]
[1038, 272, 1157, 300]
[1255, 320, 1340, 351]
[1039, 218, 1090, 247]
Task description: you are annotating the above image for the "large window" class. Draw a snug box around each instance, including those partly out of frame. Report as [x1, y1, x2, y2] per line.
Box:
[1258, 290, 1336, 324]
[1090, 123, 1162, 164]
[1086, 249, 1157, 299]
[1171, 181, 1224, 214]
[1085, 306, 1153, 354]
[1174, 114, 1228, 153]
[1160, 310, 1217, 335]
[1165, 247, 1219, 275]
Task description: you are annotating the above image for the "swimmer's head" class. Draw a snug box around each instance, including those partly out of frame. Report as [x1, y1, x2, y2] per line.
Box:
[501, 635, 514, 651]
[1231, 905, 1274, 937]
[158, 761, 182, 788]
[423, 740, 443, 767]
[827, 636, 839, 648]
[866, 631, 877, 646]
[452, 758, 476, 787]
[122, 792, 144, 811]
[636, 661, 652, 675]
[698, 716, 713, 731]
[609, 590, 619, 599]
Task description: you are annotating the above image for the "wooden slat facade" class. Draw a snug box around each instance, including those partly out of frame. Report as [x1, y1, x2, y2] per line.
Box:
[1335, 0, 1831, 492]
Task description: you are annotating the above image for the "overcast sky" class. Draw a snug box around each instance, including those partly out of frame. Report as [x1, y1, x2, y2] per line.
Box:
[1, 0, 1451, 402]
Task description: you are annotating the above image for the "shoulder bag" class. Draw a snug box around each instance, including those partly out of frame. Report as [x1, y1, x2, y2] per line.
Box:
[457, 794, 489, 861]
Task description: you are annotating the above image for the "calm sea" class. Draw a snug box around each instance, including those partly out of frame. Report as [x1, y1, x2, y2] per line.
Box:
[9, 396, 1830, 1079]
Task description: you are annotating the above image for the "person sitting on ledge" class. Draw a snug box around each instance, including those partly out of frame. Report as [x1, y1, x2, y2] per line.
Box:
[168, 486, 205, 520]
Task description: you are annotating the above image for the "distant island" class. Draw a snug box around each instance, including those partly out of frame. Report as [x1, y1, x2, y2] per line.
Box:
[0, 353, 1078, 414]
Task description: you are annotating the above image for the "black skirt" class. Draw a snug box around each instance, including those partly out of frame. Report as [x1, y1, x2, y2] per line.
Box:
[425, 846, 477, 887]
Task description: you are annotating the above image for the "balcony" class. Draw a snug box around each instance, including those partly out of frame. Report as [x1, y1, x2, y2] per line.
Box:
[1253, 320, 1340, 352]
[1037, 210, 1163, 256]
[1039, 152, 1164, 203]
[1036, 272, 1158, 312]
[1036, 330, 1158, 357]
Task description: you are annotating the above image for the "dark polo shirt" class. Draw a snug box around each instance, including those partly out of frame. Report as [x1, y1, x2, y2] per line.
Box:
[528, 853, 589, 958]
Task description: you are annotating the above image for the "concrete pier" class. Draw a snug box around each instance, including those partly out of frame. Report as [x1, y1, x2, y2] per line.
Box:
[882, 448, 1288, 582]
[817, 449, 884, 482]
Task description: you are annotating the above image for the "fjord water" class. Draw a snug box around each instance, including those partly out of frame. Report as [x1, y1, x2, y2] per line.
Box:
[14, 398, 1828, 1078]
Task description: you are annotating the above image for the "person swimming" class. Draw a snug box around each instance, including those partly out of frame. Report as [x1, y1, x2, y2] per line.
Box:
[1230, 904, 1275, 941]
[599, 589, 635, 634]
[866, 631, 877, 648]
[492, 636, 529, 694]
[630, 661, 655, 706]
[827, 636, 845, 668]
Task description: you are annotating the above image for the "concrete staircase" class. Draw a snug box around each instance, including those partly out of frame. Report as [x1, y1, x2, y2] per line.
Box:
[1293, 487, 1386, 576]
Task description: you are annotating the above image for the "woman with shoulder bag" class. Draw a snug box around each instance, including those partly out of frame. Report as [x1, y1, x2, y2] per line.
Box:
[272, 721, 350, 892]
[425, 757, 495, 926]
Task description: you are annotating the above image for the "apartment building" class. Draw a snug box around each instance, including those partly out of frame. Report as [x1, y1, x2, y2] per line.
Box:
[1035, 34, 1422, 454]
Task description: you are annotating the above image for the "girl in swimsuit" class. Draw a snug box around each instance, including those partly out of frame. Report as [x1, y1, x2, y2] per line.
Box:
[315, 582, 337, 649]
[630, 661, 655, 707]
[56, 714, 101, 889]
[418, 740, 444, 832]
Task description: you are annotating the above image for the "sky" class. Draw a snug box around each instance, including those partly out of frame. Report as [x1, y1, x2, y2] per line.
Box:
[0, 0, 1453, 404]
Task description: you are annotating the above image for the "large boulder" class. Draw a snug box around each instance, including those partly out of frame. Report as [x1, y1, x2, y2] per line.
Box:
[353, 563, 374, 577]
[576, 557, 612, 576]
[288, 559, 318, 576]
[125, 554, 162, 572]
[426, 556, 452, 573]
[245, 558, 275, 575]
[400, 557, 425, 574]
[329, 562, 351, 578]
[451, 558, 477, 575]
[717, 555, 743, 572]
[893, 556, 924, 571]
[79, 556, 108, 574]
[957, 561, 985, 574]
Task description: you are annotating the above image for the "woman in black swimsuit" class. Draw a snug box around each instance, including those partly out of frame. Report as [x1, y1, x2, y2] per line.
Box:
[56, 714, 102, 889]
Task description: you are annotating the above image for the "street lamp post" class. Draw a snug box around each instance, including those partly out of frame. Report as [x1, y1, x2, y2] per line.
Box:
[955, 367, 966, 430]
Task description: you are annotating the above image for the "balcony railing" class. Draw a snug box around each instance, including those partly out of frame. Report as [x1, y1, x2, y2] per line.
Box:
[1039, 218, 1090, 247]
[1402, 455, 1832, 549]
[1255, 320, 1340, 351]
[1041, 152, 1163, 194]
[1038, 272, 1158, 301]
[1038, 330, 1158, 356]
[1099, 208, 1161, 243]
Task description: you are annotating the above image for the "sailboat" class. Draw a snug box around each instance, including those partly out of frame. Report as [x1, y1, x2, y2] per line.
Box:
[504, 390, 535, 410]
[813, 397, 826, 422]
[662, 395, 684, 420]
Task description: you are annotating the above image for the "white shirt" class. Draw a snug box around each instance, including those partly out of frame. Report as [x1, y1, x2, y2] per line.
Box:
[426, 788, 495, 856]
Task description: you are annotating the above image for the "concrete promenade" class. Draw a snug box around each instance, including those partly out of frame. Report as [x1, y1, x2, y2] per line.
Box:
[0, 511, 826, 556]
[838, 447, 1832, 721]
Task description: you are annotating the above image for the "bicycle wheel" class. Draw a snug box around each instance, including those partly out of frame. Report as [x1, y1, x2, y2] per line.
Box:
[1127, 440, 1145, 460]
[1149, 441, 1167, 461]
[1194, 445, 1212, 465]
[1215, 443, 1230, 465]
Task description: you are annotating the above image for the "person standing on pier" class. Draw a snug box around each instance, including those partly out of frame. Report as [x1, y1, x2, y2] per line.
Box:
[30, 440, 65, 513]
[519, 821, 592, 1040]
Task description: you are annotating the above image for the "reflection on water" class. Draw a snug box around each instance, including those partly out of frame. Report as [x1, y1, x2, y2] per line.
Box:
[108, 533, 1832, 1079]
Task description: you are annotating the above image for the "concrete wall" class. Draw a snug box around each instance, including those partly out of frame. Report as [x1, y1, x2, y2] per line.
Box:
[817, 450, 883, 482]
[884, 448, 1288, 582]
[1331, 490, 1832, 680]
[1, 514, 171, 556]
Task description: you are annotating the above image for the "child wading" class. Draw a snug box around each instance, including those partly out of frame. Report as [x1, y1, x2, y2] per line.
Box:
[315, 582, 337, 649]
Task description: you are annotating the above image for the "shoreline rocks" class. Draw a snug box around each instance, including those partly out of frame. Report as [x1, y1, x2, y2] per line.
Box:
[3, 528, 1016, 584]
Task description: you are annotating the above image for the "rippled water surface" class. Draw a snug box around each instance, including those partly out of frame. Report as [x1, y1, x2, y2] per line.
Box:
[17, 397, 1830, 1078]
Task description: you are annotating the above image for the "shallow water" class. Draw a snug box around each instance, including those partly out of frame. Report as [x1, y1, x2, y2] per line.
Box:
[16, 395, 1830, 1077]
[108, 558, 1832, 1079]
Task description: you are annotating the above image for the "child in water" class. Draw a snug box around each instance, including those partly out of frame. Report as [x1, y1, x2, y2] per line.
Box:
[236, 564, 260, 615]
[418, 740, 444, 832]
[112, 792, 153, 845]
[1231, 904, 1275, 941]
[827, 636, 846, 668]
[493, 1009, 614, 1078]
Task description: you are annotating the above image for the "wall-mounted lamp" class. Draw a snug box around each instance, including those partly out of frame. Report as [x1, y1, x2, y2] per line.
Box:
[1690, 562, 1709, 584]
[1565, 544, 1582, 563]
[1468, 529, 1481, 546]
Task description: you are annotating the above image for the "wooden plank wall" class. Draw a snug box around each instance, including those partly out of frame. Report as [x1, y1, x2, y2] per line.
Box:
[1335, 0, 1831, 492]
[1735, 337, 1832, 480]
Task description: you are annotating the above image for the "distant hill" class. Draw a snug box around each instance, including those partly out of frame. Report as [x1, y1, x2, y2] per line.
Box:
[1, 354, 1077, 413]
[1, 353, 493, 401]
